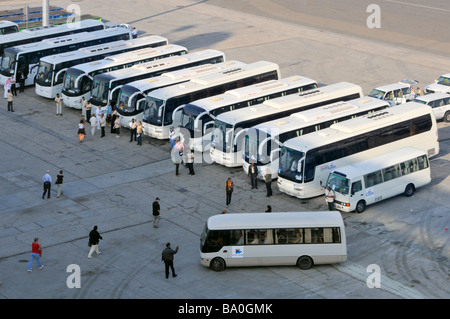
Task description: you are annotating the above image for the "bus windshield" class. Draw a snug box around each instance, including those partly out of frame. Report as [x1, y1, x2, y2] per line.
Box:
[368, 89, 385, 99]
[211, 120, 233, 152]
[278, 147, 305, 182]
[327, 173, 350, 195]
[0, 49, 15, 74]
[143, 96, 164, 125]
[90, 78, 110, 105]
[62, 68, 84, 95]
[36, 61, 53, 86]
[436, 76, 450, 86]
[117, 86, 140, 113]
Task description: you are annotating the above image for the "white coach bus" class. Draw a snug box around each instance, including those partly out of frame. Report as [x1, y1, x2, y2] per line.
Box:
[0, 19, 104, 57]
[35, 35, 168, 98]
[61, 44, 188, 109]
[179, 75, 318, 152]
[242, 97, 390, 179]
[88, 49, 225, 112]
[116, 61, 248, 128]
[142, 61, 280, 139]
[210, 82, 363, 167]
[0, 26, 131, 86]
[326, 147, 431, 213]
[200, 211, 347, 271]
[276, 102, 439, 199]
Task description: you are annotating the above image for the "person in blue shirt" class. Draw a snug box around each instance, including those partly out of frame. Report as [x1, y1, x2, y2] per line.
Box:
[42, 170, 52, 199]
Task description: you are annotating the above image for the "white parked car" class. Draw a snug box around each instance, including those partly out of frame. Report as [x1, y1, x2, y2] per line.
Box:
[414, 92, 450, 122]
[368, 81, 417, 106]
[424, 73, 450, 94]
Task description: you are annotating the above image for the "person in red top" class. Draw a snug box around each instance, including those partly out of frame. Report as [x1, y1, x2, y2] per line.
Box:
[225, 177, 234, 207]
[27, 238, 44, 272]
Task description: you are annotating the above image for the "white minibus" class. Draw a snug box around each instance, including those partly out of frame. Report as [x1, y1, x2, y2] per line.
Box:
[276, 102, 439, 199]
[326, 147, 431, 213]
[200, 211, 347, 271]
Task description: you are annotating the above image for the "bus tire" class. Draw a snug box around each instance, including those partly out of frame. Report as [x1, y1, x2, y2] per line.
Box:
[297, 256, 313, 270]
[210, 257, 226, 272]
[404, 183, 415, 197]
[444, 112, 450, 123]
[355, 200, 366, 214]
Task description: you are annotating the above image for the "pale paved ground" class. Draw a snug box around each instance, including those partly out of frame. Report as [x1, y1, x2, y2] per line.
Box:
[0, 0, 448, 301]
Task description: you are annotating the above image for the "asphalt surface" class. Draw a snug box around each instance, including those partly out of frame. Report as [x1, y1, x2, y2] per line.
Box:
[0, 0, 449, 304]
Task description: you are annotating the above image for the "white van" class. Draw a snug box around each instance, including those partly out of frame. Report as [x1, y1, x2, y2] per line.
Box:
[326, 147, 431, 213]
[424, 73, 450, 94]
[368, 81, 416, 106]
[0, 21, 19, 35]
[414, 92, 450, 122]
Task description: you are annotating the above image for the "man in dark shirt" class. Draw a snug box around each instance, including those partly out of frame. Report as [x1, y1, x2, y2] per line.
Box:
[161, 242, 178, 278]
[152, 197, 161, 228]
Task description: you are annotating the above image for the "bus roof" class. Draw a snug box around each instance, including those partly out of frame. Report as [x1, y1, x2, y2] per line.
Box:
[93, 49, 225, 82]
[67, 44, 187, 73]
[121, 60, 245, 92]
[214, 82, 363, 125]
[282, 102, 433, 152]
[183, 75, 317, 112]
[0, 19, 104, 44]
[331, 147, 427, 179]
[414, 92, 450, 102]
[206, 211, 345, 230]
[39, 35, 168, 65]
[251, 96, 389, 135]
[6, 27, 130, 53]
[146, 61, 280, 100]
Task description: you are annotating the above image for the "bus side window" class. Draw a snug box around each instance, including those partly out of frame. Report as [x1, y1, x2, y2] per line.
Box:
[417, 155, 429, 170]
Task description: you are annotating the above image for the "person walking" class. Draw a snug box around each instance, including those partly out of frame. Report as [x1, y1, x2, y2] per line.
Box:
[169, 126, 176, 149]
[152, 197, 161, 228]
[18, 72, 26, 93]
[248, 162, 258, 189]
[129, 118, 137, 142]
[264, 169, 273, 197]
[55, 170, 64, 198]
[106, 102, 112, 124]
[6, 89, 14, 112]
[161, 243, 178, 279]
[100, 113, 106, 137]
[88, 225, 103, 258]
[27, 238, 44, 272]
[55, 93, 63, 116]
[173, 139, 183, 176]
[85, 101, 92, 121]
[136, 121, 143, 145]
[89, 113, 97, 136]
[42, 170, 52, 199]
[187, 149, 195, 175]
[78, 119, 86, 143]
[10, 75, 17, 96]
[95, 106, 102, 130]
[81, 97, 87, 119]
[325, 185, 335, 211]
[110, 110, 117, 134]
[114, 115, 121, 138]
[225, 177, 234, 207]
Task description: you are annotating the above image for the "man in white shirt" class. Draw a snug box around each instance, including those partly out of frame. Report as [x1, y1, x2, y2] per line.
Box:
[325, 185, 335, 211]
[129, 118, 137, 142]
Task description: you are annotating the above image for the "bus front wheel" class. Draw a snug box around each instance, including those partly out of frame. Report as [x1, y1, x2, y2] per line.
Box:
[404, 184, 415, 197]
[297, 256, 313, 270]
[355, 200, 366, 214]
[210, 257, 226, 272]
